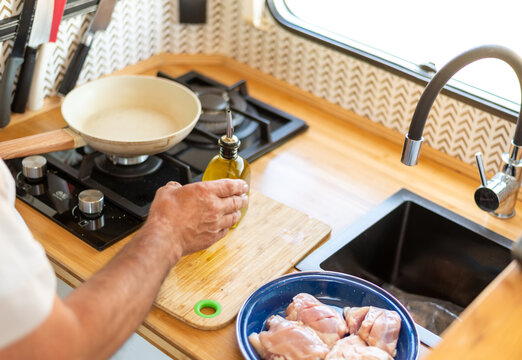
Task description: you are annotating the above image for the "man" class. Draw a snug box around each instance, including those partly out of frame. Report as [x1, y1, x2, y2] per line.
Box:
[0, 159, 248, 359]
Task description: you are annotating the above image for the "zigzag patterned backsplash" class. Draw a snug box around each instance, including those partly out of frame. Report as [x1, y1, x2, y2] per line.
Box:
[0, 0, 515, 174]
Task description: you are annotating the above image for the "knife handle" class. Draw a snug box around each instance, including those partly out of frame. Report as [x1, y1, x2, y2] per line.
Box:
[58, 42, 91, 96]
[27, 43, 55, 111]
[0, 56, 24, 128]
[12, 46, 38, 113]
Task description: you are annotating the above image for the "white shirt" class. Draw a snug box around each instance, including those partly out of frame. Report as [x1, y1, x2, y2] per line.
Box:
[0, 160, 56, 349]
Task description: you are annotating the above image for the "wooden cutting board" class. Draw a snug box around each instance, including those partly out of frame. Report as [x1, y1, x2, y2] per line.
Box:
[153, 190, 331, 330]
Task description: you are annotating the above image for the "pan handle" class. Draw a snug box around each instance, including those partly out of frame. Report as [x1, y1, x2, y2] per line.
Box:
[0, 128, 86, 160]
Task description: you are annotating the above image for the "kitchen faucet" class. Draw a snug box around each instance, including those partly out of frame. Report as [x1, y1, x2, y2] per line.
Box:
[401, 45, 522, 219]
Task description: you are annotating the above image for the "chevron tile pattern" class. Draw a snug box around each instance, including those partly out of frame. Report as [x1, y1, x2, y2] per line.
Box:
[0, 0, 22, 21]
[0, 0, 516, 174]
[160, 0, 176, 51]
[50, 13, 89, 94]
[0, 0, 23, 75]
[60, 0, 163, 88]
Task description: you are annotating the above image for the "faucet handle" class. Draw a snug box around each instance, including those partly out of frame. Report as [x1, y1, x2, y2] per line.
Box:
[474, 152, 519, 218]
[474, 151, 500, 213]
[475, 152, 488, 187]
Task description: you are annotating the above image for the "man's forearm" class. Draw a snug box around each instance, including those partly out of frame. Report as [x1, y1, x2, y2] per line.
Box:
[63, 221, 180, 359]
[0, 221, 179, 360]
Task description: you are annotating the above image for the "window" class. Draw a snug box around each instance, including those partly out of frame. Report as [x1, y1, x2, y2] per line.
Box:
[268, 0, 522, 119]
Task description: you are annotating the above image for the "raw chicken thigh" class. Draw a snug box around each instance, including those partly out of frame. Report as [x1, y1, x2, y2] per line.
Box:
[248, 315, 330, 360]
[344, 306, 401, 357]
[286, 293, 348, 347]
[325, 335, 393, 360]
[344, 307, 370, 334]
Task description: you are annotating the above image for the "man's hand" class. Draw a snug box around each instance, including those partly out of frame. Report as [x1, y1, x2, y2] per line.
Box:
[142, 179, 249, 266]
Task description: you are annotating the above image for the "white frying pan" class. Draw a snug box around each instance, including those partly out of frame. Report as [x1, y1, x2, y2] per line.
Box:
[0, 75, 201, 160]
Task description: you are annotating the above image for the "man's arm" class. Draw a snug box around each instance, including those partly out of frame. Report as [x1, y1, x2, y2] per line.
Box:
[0, 179, 248, 360]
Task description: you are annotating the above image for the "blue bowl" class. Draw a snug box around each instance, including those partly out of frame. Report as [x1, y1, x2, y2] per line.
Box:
[236, 271, 419, 360]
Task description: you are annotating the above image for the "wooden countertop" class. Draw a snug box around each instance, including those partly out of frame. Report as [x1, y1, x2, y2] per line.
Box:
[2, 54, 522, 360]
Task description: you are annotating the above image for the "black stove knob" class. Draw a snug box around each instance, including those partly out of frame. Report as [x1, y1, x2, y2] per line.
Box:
[78, 189, 104, 217]
[22, 155, 47, 180]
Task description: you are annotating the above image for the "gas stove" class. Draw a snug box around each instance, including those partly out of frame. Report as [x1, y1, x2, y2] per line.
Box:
[5, 71, 308, 250]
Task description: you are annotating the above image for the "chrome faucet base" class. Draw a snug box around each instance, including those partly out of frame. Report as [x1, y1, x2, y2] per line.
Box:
[491, 210, 515, 219]
[474, 145, 522, 218]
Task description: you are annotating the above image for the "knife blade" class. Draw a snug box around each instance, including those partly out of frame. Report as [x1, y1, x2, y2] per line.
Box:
[0, 0, 38, 128]
[27, 0, 67, 111]
[58, 0, 118, 95]
[12, 0, 55, 113]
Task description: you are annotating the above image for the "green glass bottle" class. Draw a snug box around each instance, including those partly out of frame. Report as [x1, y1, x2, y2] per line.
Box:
[202, 109, 251, 227]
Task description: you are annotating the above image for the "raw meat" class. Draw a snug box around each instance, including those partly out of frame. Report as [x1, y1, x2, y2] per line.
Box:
[365, 309, 401, 357]
[248, 294, 403, 360]
[286, 293, 348, 347]
[346, 306, 401, 357]
[357, 307, 384, 340]
[343, 307, 370, 334]
[325, 335, 393, 360]
[248, 315, 330, 360]
[331, 334, 366, 347]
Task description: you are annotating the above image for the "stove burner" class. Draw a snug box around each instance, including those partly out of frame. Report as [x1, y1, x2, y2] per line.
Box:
[107, 154, 149, 166]
[94, 155, 163, 178]
[199, 92, 229, 113]
[196, 88, 247, 133]
[185, 89, 261, 149]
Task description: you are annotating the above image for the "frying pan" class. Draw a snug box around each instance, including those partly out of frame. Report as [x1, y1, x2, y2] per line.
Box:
[0, 75, 201, 160]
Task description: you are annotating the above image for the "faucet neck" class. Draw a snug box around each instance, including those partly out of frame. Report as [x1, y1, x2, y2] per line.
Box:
[407, 45, 522, 146]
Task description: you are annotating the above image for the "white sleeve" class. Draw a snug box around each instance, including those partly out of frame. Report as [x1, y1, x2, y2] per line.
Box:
[0, 160, 57, 349]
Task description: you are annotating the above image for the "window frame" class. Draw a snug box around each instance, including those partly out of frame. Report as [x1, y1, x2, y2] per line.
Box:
[266, 0, 520, 123]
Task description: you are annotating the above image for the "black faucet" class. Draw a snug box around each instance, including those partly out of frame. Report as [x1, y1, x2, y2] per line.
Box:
[401, 45, 522, 219]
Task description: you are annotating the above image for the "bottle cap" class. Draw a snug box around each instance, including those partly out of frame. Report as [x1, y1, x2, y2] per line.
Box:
[219, 134, 240, 159]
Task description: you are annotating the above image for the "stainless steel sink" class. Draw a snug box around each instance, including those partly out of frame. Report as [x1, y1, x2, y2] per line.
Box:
[297, 189, 513, 338]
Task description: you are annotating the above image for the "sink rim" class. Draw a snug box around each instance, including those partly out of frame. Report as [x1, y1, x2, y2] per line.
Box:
[297, 188, 513, 272]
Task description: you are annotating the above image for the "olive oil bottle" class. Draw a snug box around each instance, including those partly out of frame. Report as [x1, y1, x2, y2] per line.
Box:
[202, 108, 251, 227]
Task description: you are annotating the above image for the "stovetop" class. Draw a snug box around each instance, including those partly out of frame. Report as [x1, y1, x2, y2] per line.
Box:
[5, 71, 308, 250]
